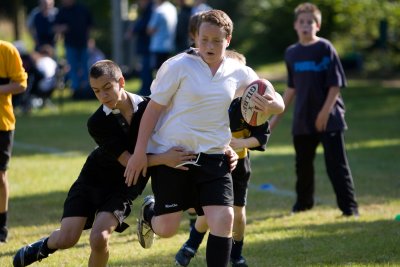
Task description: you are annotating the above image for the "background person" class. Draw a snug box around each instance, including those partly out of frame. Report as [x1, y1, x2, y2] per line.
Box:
[269, 2, 359, 217]
[147, 0, 177, 71]
[27, 0, 58, 51]
[125, 0, 154, 96]
[54, 0, 93, 99]
[0, 40, 28, 243]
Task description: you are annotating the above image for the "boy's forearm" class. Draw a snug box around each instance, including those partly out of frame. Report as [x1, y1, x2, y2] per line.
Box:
[242, 137, 261, 149]
[0, 83, 26, 95]
[118, 151, 131, 167]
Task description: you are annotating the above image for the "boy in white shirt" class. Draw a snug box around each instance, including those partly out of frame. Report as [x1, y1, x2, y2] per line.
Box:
[125, 10, 284, 266]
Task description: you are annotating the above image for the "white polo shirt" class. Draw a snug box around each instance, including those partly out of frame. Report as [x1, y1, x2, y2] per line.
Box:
[148, 50, 258, 154]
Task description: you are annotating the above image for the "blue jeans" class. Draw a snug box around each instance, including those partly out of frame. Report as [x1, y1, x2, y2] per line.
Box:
[138, 53, 153, 96]
[65, 45, 89, 91]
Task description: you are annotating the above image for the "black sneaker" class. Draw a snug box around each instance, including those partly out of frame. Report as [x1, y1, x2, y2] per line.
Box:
[13, 238, 50, 267]
[0, 226, 8, 243]
[342, 209, 360, 218]
[137, 195, 155, 249]
[175, 244, 196, 266]
[231, 256, 248, 267]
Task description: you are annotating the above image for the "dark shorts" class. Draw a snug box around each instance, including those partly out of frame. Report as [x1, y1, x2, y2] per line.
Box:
[232, 156, 251, 207]
[0, 130, 14, 171]
[150, 153, 234, 216]
[62, 179, 145, 233]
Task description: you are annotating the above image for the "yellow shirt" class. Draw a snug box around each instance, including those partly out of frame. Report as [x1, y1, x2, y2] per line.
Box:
[0, 40, 28, 130]
[232, 129, 250, 159]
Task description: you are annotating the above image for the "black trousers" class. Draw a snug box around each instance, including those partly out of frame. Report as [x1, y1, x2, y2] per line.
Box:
[293, 131, 358, 214]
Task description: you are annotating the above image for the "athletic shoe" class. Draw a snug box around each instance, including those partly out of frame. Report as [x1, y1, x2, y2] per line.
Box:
[231, 256, 248, 267]
[0, 226, 8, 242]
[175, 244, 196, 266]
[342, 209, 360, 218]
[137, 195, 155, 249]
[13, 238, 49, 267]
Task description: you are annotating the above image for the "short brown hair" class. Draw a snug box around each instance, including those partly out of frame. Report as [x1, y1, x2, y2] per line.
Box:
[200, 9, 233, 38]
[225, 49, 246, 65]
[89, 60, 122, 81]
[294, 2, 322, 26]
[188, 11, 204, 42]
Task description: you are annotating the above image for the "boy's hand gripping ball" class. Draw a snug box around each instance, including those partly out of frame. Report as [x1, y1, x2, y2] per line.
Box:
[241, 79, 275, 126]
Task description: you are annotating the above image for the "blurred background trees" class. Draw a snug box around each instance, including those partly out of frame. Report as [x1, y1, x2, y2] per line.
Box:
[0, 0, 399, 77]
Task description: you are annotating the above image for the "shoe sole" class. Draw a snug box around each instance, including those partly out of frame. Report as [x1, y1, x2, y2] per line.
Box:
[137, 196, 155, 249]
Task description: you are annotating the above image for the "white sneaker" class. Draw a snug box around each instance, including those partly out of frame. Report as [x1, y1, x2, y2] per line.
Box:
[137, 195, 155, 248]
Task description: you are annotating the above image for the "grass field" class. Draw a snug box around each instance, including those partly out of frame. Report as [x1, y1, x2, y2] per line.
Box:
[1, 77, 399, 266]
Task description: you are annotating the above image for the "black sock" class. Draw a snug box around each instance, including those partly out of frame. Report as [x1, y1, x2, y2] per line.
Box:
[206, 234, 232, 267]
[0, 212, 7, 228]
[230, 238, 244, 260]
[143, 202, 155, 229]
[186, 226, 206, 250]
[42, 237, 57, 255]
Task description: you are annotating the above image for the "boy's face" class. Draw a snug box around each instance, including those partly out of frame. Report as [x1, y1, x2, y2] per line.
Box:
[90, 75, 125, 109]
[198, 22, 231, 67]
[294, 12, 320, 43]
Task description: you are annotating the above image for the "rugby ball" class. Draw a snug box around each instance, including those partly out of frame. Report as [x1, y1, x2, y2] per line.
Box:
[241, 79, 275, 126]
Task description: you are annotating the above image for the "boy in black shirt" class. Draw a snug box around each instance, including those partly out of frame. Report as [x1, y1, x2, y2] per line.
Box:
[13, 60, 195, 267]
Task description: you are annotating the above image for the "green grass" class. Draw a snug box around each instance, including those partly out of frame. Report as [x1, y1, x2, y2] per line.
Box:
[1, 77, 400, 266]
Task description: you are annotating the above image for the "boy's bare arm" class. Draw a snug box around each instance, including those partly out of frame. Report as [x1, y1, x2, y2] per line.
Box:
[124, 100, 165, 186]
[230, 137, 260, 151]
[118, 147, 196, 171]
[0, 82, 26, 95]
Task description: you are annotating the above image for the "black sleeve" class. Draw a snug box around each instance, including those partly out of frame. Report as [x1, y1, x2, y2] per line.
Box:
[248, 121, 271, 152]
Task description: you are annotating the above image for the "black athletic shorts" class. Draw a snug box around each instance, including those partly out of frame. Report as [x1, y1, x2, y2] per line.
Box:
[232, 156, 251, 207]
[62, 180, 145, 233]
[0, 130, 14, 171]
[150, 153, 234, 216]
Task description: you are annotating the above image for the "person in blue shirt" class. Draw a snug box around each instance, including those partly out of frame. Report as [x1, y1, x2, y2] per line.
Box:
[270, 2, 359, 217]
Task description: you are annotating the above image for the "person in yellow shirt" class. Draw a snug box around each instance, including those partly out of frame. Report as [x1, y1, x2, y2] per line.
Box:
[0, 40, 28, 242]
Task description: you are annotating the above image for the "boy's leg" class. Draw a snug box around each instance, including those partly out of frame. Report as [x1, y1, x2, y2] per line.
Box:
[13, 217, 86, 267]
[88, 212, 119, 267]
[231, 205, 247, 265]
[293, 134, 319, 212]
[203, 205, 233, 267]
[321, 131, 358, 215]
[0, 130, 14, 242]
[175, 215, 208, 266]
[137, 195, 183, 248]
[187, 208, 197, 230]
[230, 157, 250, 265]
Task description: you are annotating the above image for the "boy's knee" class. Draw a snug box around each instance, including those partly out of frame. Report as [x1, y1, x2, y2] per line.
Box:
[89, 231, 110, 252]
[207, 208, 233, 236]
[154, 223, 179, 237]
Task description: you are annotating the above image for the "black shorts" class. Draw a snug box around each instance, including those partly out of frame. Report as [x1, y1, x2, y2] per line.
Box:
[0, 130, 14, 171]
[62, 180, 144, 233]
[232, 156, 251, 207]
[150, 153, 234, 216]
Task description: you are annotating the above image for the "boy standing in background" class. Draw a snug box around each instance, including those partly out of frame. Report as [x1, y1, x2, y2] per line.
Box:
[270, 3, 359, 217]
